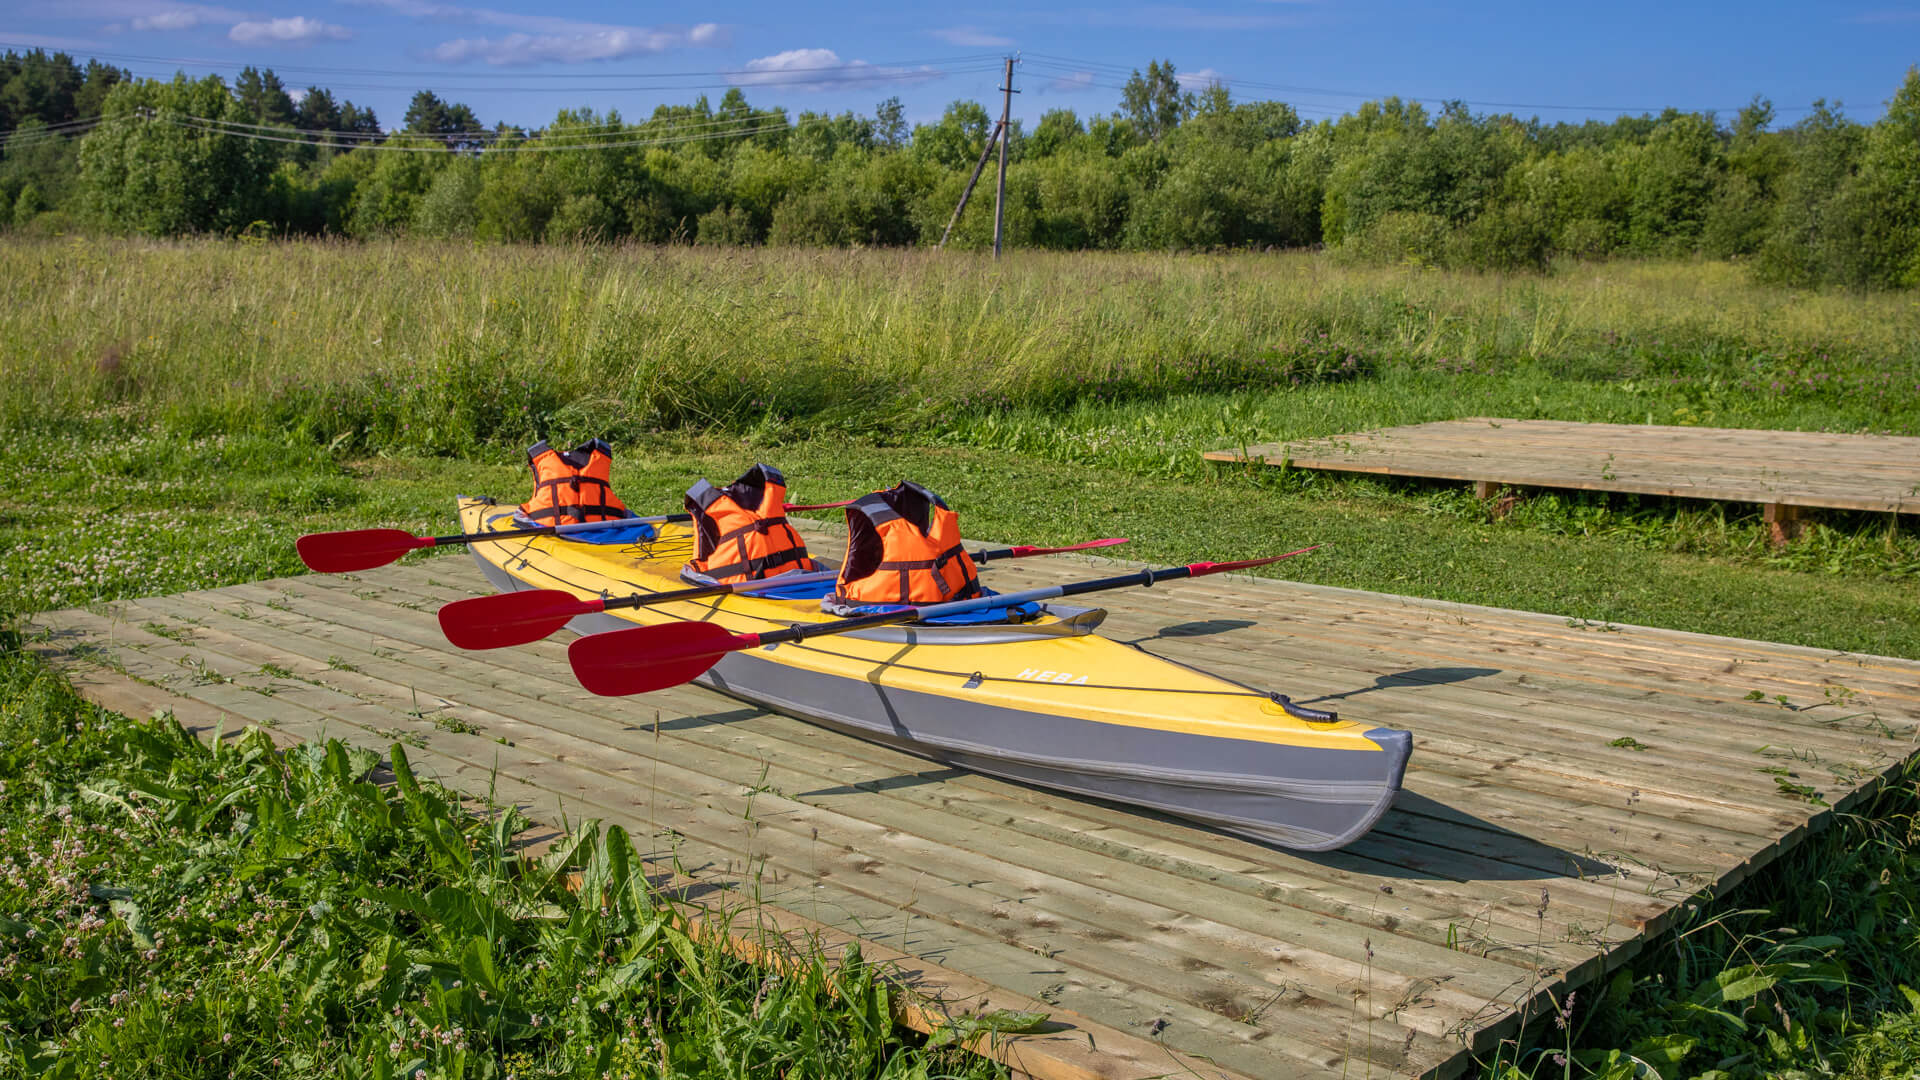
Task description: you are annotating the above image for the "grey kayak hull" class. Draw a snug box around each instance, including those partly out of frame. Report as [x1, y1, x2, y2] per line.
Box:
[472, 548, 1409, 852]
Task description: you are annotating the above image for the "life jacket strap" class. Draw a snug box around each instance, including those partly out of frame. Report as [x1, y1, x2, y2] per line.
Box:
[711, 514, 790, 545]
[524, 503, 628, 522]
[696, 545, 814, 582]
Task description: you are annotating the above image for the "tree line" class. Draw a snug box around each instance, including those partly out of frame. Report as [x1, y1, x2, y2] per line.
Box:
[4, 48, 1919, 287]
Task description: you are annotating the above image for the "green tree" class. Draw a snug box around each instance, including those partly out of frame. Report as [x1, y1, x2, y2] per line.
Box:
[1855, 66, 1920, 286]
[295, 87, 342, 132]
[911, 100, 992, 170]
[1028, 109, 1085, 158]
[1120, 60, 1192, 142]
[234, 67, 295, 126]
[1755, 101, 1868, 285]
[78, 74, 278, 235]
[1622, 111, 1722, 254]
[405, 90, 483, 147]
[874, 96, 908, 150]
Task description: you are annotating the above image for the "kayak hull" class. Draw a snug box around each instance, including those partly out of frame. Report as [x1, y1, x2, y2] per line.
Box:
[460, 497, 1410, 851]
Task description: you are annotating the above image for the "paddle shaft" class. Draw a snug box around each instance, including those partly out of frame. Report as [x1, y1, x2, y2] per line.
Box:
[733, 556, 1304, 651]
[580, 539, 1119, 614]
[567, 546, 1320, 696]
[418, 498, 854, 550]
[417, 512, 684, 550]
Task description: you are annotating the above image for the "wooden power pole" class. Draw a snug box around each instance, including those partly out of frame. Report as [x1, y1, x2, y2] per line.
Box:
[992, 55, 1017, 259]
[936, 121, 1001, 250]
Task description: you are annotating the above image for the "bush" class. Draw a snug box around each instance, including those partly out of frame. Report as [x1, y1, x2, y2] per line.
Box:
[545, 192, 617, 243]
[1340, 210, 1451, 267]
[1453, 203, 1552, 272]
[1556, 217, 1618, 260]
[695, 204, 756, 246]
[414, 161, 482, 239]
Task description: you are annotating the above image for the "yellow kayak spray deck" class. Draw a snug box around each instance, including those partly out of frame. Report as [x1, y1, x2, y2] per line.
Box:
[459, 497, 1409, 851]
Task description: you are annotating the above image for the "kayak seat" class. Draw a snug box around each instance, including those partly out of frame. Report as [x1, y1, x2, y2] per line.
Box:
[750, 577, 837, 601]
[507, 512, 658, 545]
[825, 588, 1043, 625]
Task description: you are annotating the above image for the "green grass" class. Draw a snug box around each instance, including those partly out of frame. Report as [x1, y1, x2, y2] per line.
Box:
[0, 645, 1003, 1080]
[7, 236, 1920, 1079]
[2, 426, 1913, 658]
[6, 238, 1918, 454]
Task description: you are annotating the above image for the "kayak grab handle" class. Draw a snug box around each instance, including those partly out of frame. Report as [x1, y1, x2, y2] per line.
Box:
[1270, 693, 1338, 723]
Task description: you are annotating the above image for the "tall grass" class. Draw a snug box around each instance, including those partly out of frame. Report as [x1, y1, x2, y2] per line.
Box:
[0, 645, 1001, 1079]
[5, 238, 1917, 455]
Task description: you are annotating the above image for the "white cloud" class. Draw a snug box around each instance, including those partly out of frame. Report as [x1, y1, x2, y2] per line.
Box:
[931, 26, 1013, 47]
[1045, 71, 1096, 94]
[133, 10, 205, 30]
[343, 0, 727, 63]
[431, 29, 681, 64]
[1177, 67, 1226, 91]
[228, 16, 354, 44]
[81, 0, 243, 31]
[731, 48, 945, 91]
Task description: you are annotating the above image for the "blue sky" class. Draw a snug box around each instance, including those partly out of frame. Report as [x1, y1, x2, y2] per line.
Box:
[4, 1, 1917, 131]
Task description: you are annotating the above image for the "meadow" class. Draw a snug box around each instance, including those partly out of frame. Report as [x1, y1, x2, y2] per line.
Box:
[3, 236, 1920, 1079]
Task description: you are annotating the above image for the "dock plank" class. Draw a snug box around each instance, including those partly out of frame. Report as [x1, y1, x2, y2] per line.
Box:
[27, 533, 1920, 1080]
[1204, 419, 1920, 514]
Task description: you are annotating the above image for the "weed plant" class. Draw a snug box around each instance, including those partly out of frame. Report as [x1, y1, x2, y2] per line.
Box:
[0, 644, 1000, 1079]
[5, 239, 1917, 454]
[1483, 764, 1920, 1080]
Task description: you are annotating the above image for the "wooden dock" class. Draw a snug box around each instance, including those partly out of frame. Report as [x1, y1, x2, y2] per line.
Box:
[1204, 419, 1920, 543]
[27, 533, 1920, 1079]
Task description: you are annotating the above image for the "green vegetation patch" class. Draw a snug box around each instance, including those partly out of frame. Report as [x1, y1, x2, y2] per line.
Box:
[0, 646, 1001, 1079]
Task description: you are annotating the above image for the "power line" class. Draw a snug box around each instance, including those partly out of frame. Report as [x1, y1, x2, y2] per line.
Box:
[1022, 53, 1817, 116]
[157, 103, 808, 144]
[0, 42, 1005, 82]
[155, 113, 829, 153]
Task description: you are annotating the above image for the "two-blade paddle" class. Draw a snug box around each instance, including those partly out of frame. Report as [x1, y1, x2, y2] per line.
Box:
[438, 536, 1132, 650]
[570, 546, 1322, 697]
[295, 500, 852, 574]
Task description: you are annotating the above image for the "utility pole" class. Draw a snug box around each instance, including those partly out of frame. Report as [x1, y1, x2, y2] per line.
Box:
[992, 55, 1018, 259]
[936, 121, 1001, 250]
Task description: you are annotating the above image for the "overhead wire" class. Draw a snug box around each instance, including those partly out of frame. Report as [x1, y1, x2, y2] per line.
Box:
[158, 113, 821, 153]
[1023, 52, 1817, 116]
[0, 42, 1008, 82]
[162, 103, 808, 144]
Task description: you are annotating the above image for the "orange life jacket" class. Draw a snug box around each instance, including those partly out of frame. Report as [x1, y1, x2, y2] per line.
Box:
[519, 439, 630, 525]
[684, 463, 817, 584]
[831, 481, 981, 606]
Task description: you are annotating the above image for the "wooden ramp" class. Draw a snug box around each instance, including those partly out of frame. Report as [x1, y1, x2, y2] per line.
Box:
[1205, 418, 1920, 541]
[26, 538, 1920, 1080]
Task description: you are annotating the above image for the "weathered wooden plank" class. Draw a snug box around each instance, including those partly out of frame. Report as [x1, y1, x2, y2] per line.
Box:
[25, 645, 1286, 1080]
[30, 525, 1920, 1080]
[38, 606, 1453, 1077]
[305, 561, 1830, 911]
[245, 574, 1787, 911]
[1206, 420, 1920, 514]
[127, 589, 1556, 1045]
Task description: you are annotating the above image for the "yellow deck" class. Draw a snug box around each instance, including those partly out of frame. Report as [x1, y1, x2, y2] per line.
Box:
[466, 499, 1385, 752]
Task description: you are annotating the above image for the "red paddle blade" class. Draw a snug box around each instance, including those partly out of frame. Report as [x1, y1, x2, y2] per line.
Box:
[296, 528, 432, 573]
[569, 620, 749, 697]
[1188, 544, 1324, 577]
[439, 590, 601, 650]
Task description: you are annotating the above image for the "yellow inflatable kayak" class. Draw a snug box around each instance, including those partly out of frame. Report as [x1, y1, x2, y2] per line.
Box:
[455, 496, 1410, 851]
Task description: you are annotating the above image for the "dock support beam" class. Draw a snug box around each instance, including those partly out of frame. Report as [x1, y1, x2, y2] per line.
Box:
[1765, 503, 1805, 547]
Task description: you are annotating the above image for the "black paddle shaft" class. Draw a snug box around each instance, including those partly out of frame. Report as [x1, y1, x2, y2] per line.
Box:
[428, 512, 695, 547]
[749, 564, 1204, 650]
